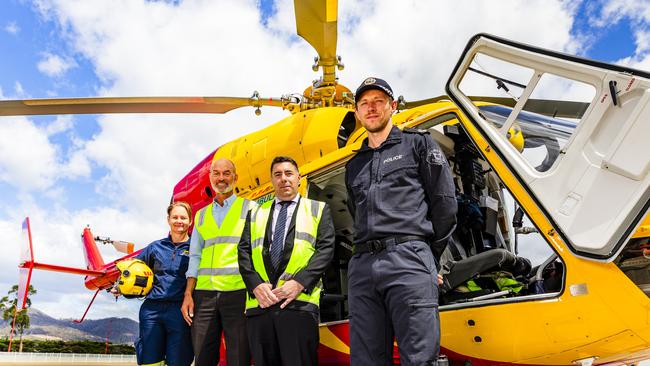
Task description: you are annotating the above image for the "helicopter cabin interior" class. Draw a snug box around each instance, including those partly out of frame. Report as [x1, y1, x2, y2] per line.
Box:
[307, 107, 568, 322]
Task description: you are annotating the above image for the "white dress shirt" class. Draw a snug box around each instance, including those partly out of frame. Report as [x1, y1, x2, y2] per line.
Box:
[270, 194, 300, 250]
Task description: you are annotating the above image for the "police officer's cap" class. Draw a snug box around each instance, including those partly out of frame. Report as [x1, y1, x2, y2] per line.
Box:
[354, 77, 394, 103]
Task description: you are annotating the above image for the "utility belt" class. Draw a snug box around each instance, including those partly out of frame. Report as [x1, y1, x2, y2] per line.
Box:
[354, 235, 427, 254]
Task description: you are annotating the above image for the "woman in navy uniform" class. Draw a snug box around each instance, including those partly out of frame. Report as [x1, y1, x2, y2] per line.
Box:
[134, 201, 194, 366]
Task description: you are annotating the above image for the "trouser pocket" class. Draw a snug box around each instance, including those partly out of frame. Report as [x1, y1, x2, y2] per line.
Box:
[396, 300, 440, 366]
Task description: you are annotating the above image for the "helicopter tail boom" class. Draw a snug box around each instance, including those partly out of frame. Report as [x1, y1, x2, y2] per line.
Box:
[17, 219, 109, 294]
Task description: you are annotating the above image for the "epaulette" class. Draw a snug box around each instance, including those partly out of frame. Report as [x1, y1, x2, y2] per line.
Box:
[403, 127, 429, 135]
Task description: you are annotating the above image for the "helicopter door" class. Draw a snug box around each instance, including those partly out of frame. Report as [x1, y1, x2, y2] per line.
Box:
[446, 33, 650, 261]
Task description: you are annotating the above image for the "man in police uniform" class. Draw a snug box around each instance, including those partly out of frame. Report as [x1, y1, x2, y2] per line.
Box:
[345, 78, 457, 365]
[238, 156, 334, 366]
[181, 158, 253, 366]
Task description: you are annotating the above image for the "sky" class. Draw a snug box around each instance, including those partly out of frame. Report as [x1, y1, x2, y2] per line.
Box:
[0, 0, 649, 323]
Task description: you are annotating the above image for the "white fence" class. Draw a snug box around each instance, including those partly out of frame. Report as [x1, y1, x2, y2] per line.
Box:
[0, 352, 136, 364]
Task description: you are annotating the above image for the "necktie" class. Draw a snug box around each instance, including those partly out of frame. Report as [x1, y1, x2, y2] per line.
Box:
[271, 201, 290, 270]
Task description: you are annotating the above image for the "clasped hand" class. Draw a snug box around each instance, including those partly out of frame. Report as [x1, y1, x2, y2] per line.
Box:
[253, 280, 304, 309]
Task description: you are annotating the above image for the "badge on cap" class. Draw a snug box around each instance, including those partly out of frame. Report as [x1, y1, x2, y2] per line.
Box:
[363, 77, 376, 85]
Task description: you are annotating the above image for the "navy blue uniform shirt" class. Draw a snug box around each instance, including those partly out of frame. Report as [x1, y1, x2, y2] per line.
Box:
[135, 236, 190, 302]
[345, 125, 458, 258]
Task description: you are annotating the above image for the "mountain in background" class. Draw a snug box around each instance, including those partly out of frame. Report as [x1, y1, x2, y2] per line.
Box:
[0, 308, 138, 344]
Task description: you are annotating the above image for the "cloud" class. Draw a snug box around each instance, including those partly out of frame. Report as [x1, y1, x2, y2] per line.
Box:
[45, 115, 74, 136]
[335, 0, 577, 99]
[0, 115, 90, 191]
[5, 21, 20, 35]
[0, 117, 61, 190]
[37, 53, 76, 77]
[635, 29, 650, 54]
[596, 0, 650, 26]
[14, 81, 26, 98]
[587, 0, 650, 65]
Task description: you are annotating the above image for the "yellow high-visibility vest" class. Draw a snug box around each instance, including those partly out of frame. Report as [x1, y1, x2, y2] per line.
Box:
[194, 197, 253, 291]
[245, 198, 324, 311]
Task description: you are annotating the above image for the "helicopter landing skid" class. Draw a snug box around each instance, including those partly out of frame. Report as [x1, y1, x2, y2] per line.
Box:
[73, 288, 101, 324]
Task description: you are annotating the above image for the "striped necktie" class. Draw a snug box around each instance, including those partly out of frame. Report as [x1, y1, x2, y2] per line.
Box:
[271, 201, 291, 270]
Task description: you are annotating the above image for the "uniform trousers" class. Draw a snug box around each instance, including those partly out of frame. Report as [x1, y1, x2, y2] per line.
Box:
[348, 240, 440, 366]
[191, 289, 250, 366]
[247, 306, 319, 366]
[136, 300, 193, 366]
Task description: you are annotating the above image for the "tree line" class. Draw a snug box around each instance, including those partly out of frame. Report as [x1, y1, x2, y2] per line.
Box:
[0, 338, 135, 354]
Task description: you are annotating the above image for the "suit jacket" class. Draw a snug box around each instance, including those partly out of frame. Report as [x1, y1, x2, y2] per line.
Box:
[238, 196, 335, 315]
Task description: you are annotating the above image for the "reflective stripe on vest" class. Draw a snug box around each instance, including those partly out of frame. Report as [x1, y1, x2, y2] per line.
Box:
[245, 198, 324, 311]
[194, 197, 252, 291]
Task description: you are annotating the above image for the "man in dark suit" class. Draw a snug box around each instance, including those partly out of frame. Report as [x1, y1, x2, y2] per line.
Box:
[238, 156, 335, 366]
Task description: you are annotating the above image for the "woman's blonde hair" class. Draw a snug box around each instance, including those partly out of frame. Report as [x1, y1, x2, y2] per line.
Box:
[167, 201, 193, 221]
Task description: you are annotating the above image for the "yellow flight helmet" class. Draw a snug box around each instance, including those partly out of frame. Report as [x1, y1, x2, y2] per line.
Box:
[115, 259, 154, 297]
[506, 124, 524, 152]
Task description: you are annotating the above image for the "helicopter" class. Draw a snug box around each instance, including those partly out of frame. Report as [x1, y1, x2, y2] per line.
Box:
[7, 0, 650, 365]
[17, 217, 140, 323]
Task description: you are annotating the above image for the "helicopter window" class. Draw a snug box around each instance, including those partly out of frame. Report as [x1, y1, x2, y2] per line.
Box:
[338, 111, 356, 148]
[479, 76, 594, 172]
[518, 74, 594, 172]
[457, 51, 596, 173]
[458, 53, 535, 102]
[478, 105, 579, 172]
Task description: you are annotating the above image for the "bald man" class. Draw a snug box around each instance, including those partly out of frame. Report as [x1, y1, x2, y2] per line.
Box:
[181, 158, 255, 366]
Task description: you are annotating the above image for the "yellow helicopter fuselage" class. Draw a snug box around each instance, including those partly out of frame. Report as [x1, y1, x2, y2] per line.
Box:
[172, 99, 650, 365]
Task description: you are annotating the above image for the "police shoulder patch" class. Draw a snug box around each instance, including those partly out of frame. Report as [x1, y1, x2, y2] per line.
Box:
[427, 147, 446, 165]
[403, 128, 446, 165]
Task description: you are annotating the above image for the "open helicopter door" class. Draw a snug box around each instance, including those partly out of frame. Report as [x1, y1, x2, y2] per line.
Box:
[446, 33, 650, 261]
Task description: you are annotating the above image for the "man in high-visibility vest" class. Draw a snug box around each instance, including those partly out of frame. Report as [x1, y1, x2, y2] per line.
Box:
[238, 156, 334, 366]
[181, 158, 254, 366]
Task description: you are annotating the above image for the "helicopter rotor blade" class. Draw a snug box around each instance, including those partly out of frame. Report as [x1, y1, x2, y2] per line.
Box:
[401, 96, 452, 109]
[0, 96, 285, 116]
[294, 0, 338, 85]
[403, 96, 589, 120]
